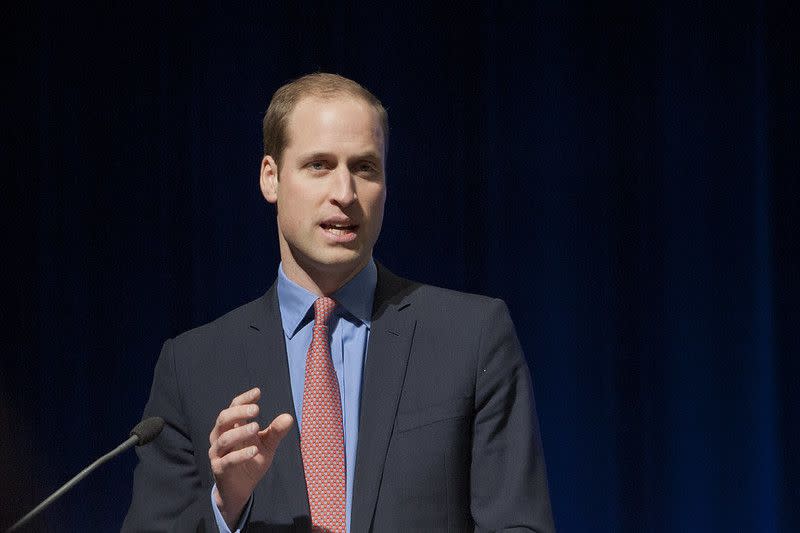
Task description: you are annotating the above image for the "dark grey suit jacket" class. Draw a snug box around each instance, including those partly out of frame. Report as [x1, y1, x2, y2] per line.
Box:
[122, 266, 555, 532]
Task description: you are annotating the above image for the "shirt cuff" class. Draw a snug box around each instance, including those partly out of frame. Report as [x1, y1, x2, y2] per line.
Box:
[210, 483, 253, 533]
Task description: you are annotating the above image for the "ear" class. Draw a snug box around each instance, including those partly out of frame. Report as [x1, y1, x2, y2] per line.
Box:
[260, 155, 279, 204]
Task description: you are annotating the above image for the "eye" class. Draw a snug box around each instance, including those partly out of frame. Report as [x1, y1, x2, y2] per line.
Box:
[305, 160, 331, 174]
[355, 161, 379, 175]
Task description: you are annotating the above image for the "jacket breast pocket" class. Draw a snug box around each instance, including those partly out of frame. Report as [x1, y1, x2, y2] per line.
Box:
[394, 397, 472, 433]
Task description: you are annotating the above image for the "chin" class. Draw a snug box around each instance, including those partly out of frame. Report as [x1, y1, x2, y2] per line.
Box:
[287, 237, 373, 277]
[318, 254, 365, 271]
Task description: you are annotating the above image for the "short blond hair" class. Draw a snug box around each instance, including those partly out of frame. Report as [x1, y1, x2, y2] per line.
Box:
[262, 72, 389, 165]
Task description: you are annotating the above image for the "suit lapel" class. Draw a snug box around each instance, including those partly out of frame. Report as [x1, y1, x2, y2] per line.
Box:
[242, 284, 310, 523]
[351, 266, 417, 532]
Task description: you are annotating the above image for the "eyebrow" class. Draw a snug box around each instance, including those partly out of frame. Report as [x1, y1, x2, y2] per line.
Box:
[349, 151, 383, 164]
[299, 152, 334, 162]
[298, 151, 383, 164]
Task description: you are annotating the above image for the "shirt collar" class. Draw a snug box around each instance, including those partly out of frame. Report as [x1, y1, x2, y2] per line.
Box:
[276, 260, 377, 339]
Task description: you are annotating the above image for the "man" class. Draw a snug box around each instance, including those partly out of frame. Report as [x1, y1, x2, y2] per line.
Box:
[123, 73, 555, 532]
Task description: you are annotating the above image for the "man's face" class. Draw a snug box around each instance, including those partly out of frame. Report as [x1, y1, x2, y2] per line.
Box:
[260, 96, 386, 293]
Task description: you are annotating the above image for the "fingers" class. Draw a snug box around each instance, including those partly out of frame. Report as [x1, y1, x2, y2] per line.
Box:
[208, 387, 294, 471]
[214, 421, 261, 458]
[209, 388, 261, 444]
[217, 404, 260, 431]
[230, 387, 261, 407]
[211, 444, 259, 476]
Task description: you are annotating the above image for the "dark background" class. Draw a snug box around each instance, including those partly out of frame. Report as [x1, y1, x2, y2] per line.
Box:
[3, 1, 798, 531]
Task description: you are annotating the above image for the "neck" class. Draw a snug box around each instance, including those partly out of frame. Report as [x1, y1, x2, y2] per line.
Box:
[280, 258, 370, 297]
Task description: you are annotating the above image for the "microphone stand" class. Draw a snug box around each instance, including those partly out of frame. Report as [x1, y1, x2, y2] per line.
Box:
[8, 434, 139, 532]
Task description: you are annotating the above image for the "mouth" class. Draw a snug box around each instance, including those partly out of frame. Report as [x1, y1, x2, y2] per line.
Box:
[321, 222, 358, 234]
[320, 222, 359, 242]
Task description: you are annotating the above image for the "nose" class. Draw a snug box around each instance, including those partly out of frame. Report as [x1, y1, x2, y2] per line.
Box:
[329, 167, 357, 207]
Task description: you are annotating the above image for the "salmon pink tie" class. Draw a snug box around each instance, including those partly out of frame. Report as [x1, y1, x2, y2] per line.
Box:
[301, 297, 346, 533]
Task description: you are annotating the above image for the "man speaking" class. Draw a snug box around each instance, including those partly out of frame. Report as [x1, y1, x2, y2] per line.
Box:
[123, 73, 555, 532]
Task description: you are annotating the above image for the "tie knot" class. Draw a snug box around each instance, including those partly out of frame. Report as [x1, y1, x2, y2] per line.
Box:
[313, 297, 336, 326]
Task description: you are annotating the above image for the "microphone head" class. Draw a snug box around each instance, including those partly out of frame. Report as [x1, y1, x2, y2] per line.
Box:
[130, 417, 165, 446]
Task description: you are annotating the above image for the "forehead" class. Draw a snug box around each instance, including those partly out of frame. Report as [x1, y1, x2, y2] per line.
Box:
[284, 96, 385, 155]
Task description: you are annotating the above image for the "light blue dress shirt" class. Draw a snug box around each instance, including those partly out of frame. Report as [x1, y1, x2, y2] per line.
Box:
[213, 261, 376, 533]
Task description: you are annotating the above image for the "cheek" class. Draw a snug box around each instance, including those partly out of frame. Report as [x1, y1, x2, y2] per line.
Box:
[277, 186, 319, 222]
[362, 185, 387, 215]
[279, 209, 307, 233]
[276, 198, 306, 233]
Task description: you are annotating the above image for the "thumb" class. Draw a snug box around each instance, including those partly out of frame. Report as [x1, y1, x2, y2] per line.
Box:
[258, 413, 294, 455]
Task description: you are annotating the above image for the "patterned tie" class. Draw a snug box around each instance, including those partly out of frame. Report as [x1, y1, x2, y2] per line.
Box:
[301, 297, 346, 533]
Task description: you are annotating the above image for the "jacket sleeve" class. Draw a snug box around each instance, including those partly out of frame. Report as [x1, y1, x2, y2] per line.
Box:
[470, 299, 556, 532]
[122, 338, 216, 532]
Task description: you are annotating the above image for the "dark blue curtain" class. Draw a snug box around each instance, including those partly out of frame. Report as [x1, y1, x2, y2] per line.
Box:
[4, 2, 798, 531]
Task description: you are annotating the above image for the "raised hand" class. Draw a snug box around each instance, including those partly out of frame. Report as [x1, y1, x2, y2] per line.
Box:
[208, 387, 293, 528]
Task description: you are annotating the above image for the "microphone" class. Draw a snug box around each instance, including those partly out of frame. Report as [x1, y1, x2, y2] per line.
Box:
[7, 417, 164, 532]
[129, 416, 165, 446]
